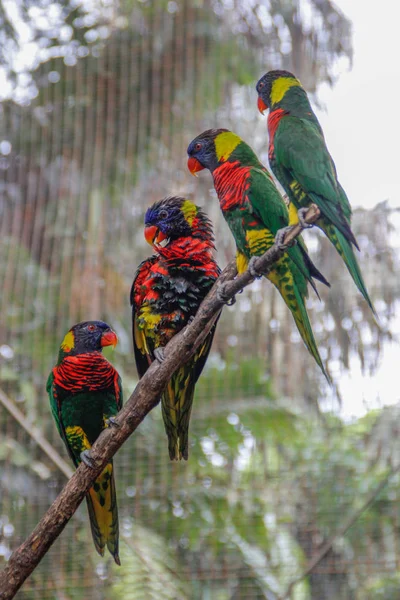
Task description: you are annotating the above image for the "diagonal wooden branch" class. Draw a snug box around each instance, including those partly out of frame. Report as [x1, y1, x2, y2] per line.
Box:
[0, 387, 73, 479]
[0, 205, 320, 600]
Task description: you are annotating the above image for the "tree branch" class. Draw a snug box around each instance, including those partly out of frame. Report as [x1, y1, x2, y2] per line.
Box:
[278, 462, 400, 600]
[0, 205, 320, 600]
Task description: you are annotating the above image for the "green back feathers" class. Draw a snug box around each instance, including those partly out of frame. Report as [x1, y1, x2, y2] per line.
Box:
[247, 168, 328, 296]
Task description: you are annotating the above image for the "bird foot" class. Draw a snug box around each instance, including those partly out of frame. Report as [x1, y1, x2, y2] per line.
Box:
[105, 416, 120, 429]
[217, 282, 236, 305]
[275, 226, 295, 250]
[80, 449, 96, 469]
[154, 346, 165, 363]
[187, 315, 195, 325]
[248, 256, 263, 278]
[298, 207, 314, 229]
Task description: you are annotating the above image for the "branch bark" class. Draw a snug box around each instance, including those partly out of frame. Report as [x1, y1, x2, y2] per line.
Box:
[0, 205, 320, 600]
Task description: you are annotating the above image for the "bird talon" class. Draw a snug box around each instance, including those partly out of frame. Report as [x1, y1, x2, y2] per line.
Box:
[154, 347, 165, 363]
[274, 226, 294, 250]
[105, 416, 120, 429]
[248, 256, 263, 278]
[298, 207, 313, 229]
[217, 282, 234, 305]
[80, 449, 96, 469]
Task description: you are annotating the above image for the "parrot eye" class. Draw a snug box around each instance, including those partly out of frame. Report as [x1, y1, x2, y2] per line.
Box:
[158, 209, 168, 219]
[87, 324, 96, 332]
[258, 81, 264, 89]
[194, 142, 202, 151]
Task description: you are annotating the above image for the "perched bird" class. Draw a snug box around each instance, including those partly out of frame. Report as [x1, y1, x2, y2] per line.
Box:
[131, 196, 220, 460]
[256, 69, 375, 315]
[47, 321, 122, 564]
[187, 128, 330, 381]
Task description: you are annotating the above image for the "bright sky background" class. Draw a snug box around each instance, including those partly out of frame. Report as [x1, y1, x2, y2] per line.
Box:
[315, 0, 400, 211]
[313, 0, 400, 418]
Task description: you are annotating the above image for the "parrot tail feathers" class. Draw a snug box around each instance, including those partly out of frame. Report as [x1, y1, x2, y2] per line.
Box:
[322, 223, 377, 318]
[162, 376, 195, 461]
[269, 264, 330, 383]
[292, 287, 331, 384]
[297, 243, 331, 290]
[86, 462, 120, 565]
[309, 192, 360, 250]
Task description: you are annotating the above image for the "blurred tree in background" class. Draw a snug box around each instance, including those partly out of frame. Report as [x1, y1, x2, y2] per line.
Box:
[1, 1, 399, 598]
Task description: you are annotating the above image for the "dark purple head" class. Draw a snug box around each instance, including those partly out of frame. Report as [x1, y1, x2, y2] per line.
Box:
[144, 196, 213, 249]
[60, 321, 117, 356]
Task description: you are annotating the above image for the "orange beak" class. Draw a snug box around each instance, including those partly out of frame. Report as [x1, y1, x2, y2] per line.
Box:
[187, 156, 205, 177]
[101, 330, 118, 348]
[257, 96, 268, 115]
[144, 225, 168, 247]
[144, 225, 157, 245]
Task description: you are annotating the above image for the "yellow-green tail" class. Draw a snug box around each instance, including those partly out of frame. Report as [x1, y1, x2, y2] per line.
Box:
[161, 371, 195, 461]
[86, 462, 120, 565]
[268, 259, 330, 382]
[290, 285, 330, 383]
[320, 222, 377, 317]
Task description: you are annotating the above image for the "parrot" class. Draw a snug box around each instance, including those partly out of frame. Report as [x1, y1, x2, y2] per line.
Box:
[256, 69, 375, 315]
[187, 128, 330, 381]
[47, 320, 122, 565]
[131, 196, 220, 460]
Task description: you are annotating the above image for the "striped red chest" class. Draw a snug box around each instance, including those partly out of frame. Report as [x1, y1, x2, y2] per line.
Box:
[134, 243, 219, 308]
[53, 353, 120, 401]
[134, 262, 168, 306]
[213, 161, 251, 211]
[267, 108, 287, 160]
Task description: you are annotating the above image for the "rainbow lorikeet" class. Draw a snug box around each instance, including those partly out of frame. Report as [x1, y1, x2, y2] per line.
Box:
[187, 129, 330, 381]
[47, 321, 122, 564]
[131, 196, 220, 460]
[256, 69, 375, 315]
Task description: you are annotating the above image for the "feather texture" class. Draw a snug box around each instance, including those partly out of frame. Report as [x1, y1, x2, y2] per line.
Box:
[47, 321, 122, 564]
[257, 69, 375, 315]
[187, 130, 330, 380]
[131, 197, 220, 459]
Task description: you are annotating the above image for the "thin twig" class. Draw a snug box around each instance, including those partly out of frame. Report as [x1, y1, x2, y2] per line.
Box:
[278, 463, 400, 599]
[0, 206, 321, 600]
[0, 387, 73, 479]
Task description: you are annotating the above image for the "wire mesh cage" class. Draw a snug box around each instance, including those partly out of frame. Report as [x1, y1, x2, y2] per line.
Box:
[1, 1, 399, 599]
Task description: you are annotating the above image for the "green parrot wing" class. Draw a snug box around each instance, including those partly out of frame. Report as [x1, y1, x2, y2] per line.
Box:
[274, 118, 343, 204]
[246, 167, 290, 234]
[130, 257, 157, 379]
[46, 370, 63, 438]
[46, 370, 80, 468]
[274, 117, 358, 247]
[246, 168, 329, 293]
[115, 375, 123, 411]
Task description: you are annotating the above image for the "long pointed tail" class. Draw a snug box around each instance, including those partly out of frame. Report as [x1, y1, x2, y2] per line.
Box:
[162, 375, 195, 461]
[86, 462, 120, 565]
[268, 263, 330, 382]
[290, 286, 330, 383]
[320, 222, 376, 317]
